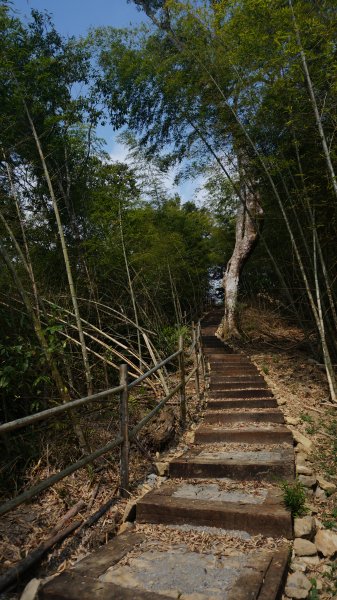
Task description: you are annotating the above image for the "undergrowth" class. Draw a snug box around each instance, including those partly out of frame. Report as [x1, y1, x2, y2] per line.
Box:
[280, 479, 307, 517]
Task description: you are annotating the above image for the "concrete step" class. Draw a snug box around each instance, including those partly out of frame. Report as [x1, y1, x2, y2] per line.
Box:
[210, 381, 268, 390]
[209, 364, 259, 371]
[137, 481, 293, 538]
[207, 398, 279, 409]
[169, 446, 295, 481]
[194, 425, 293, 445]
[40, 529, 290, 600]
[202, 409, 285, 424]
[209, 389, 274, 399]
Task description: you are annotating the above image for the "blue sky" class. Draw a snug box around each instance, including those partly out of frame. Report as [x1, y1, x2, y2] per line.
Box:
[13, 0, 145, 35]
[12, 0, 202, 202]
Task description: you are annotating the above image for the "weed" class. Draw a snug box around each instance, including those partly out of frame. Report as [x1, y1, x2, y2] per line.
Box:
[308, 579, 320, 599]
[300, 413, 313, 423]
[261, 364, 269, 375]
[323, 561, 337, 597]
[305, 424, 317, 435]
[280, 479, 307, 517]
[321, 504, 337, 529]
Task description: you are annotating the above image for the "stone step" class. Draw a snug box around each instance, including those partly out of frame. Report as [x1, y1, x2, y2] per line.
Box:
[210, 381, 268, 390]
[194, 425, 293, 445]
[136, 481, 293, 538]
[40, 529, 290, 600]
[203, 350, 248, 358]
[169, 446, 295, 481]
[209, 362, 257, 368]
[209, 389, 274, 399]
[207, 361, 254, 368]
[207, 398, 279, 409]
[210, 362, 260, 376]
[202, 409, 285, 424]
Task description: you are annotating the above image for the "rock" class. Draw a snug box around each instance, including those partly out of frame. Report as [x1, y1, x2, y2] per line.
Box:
[185, 431, 195, 443]
[294, 516, 315, 540]
[285, 571, 312, 599]
[154, 462, 169, 477]
[286, 417, 301, 426]
[293, 538, 317, 556]
[296, 453, 309, 466]
[300, 555, 320, 565]
[296, 465, 313, 476]
[122, 500, 137, 523]
[118, 521, 135, 535]
[315, 529, 337, 557]
[20, 579, 41, 600]
[316, 476, 336, 495]
[290, 561, 307, 573]
[315, 486, 326, 500]
[146, 473, 158, 486]
[278, 398, 286, 406]
[298, 475, 316, 488]
[292, 430, 313, 452]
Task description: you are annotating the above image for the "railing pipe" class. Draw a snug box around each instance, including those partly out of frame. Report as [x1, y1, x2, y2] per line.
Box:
[119, 364, 129, 497]
[0, 350, 181, 435]
[178, 335, 186, 426]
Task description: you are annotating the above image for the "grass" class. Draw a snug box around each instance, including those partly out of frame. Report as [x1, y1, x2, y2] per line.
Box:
[280, 478, 307, 517]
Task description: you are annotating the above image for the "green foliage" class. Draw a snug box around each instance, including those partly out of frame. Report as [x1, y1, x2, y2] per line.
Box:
[323, 560, 337, 597]
[321, 505, 337, 530]
[280, 479, 307, 517]
[308, 579, 320, 600]
[158, 325, 189, 356]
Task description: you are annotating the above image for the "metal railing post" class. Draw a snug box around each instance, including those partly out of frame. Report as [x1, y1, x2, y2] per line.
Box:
[178, 335, 186, 426]
[198, 320, 206, 379]
[119, 364, 129, 497]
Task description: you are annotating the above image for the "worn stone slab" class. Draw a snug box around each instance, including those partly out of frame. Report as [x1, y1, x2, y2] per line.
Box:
[194, 425, 293, 445]
[203, 410, 285, 424]
[169, 446, 295, 481]
[137, 482, 292, 538]
[207, 398, 278, 409]
[41, 529, 289, 600]
[209, 389, 274, 399]
[210, 377, 267, 386]
[209, 363, 258, 370]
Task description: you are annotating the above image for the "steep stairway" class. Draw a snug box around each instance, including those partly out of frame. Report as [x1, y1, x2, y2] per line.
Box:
[41, 310, 294, 600]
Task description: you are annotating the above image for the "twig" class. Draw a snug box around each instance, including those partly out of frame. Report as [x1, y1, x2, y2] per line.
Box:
[87, 482, 100, 512]
[302, 404, 325, 415]
[0, 519, 82, 593]
[132, 437, 153, 462]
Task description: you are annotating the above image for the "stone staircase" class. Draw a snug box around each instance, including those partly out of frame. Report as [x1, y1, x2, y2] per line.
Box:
[40, 310, 295, 600]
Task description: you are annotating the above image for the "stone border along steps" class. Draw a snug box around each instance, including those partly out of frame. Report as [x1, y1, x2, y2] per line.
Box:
[40, 311, 295, 600]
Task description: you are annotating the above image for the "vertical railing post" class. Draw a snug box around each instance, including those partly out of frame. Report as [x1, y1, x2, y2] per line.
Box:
[178, 335, 186, 426]
[198, 320, 206, 380]
[192, 321, 201, 402]
[119, 364, 129, 497]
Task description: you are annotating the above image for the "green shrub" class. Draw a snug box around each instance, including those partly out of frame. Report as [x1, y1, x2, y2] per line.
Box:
[280, 479, 307, 517]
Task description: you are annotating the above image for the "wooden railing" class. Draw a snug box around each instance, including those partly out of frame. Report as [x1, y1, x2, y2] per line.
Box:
[0, 321, 205, 516]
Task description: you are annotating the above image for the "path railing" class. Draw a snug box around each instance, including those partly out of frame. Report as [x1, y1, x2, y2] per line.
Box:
[0, 322, 205, 515]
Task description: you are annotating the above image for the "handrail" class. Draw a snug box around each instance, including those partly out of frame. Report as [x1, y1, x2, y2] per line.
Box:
[0, 350, 182, 435]
[0, 321, 205, 516]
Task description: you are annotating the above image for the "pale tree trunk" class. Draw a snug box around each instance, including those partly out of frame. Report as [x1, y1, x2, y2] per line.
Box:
[218, 189, 263, 339]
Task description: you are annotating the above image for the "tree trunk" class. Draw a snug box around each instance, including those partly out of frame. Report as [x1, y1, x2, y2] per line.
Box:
[218, 190, 263, 339]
